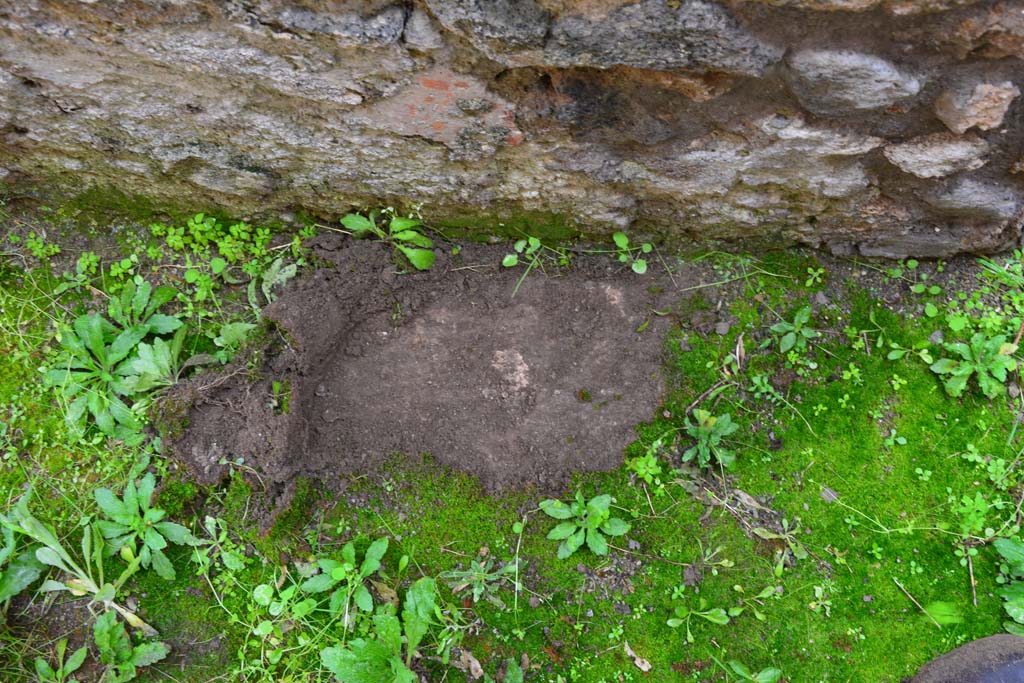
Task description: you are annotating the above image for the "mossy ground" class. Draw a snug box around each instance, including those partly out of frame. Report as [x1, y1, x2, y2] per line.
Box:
[0, 203, 1021, 683]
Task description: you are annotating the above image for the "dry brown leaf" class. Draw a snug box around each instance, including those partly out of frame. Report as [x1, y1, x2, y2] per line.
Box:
[624, 641, 652, 672]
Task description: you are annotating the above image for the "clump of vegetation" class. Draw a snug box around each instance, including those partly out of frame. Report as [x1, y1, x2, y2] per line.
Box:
[10, 204, 1024, 683]
[341, 210, 436, 271]
[539, 491, 630, 558]
[929, 332, 1018, 399]
[682, 409, 739, 469]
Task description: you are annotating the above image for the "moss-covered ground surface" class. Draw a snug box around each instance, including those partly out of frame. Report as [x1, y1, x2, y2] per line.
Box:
[1, 199, 1023, 683]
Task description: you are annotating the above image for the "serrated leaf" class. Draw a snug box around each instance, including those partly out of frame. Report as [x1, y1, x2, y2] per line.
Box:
[0, 550, 44, 602]
[130, 641, 170, 667]
[559, 529, 586, 559]
[360, 538, 388, 576]
[149, 547, 175, 580]
[354, 583, 373, 612]
[585, 529, 609, 555]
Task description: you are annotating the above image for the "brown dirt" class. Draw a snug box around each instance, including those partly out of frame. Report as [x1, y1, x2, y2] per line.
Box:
[165, 237, 700, 496]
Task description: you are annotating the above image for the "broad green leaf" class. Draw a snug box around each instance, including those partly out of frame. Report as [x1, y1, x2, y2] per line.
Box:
[612, 232, 630, 249]
[149, 547, 175, 581]
[754, 668, 783, 683]
[95, 488, 130, 524]
[780, 332, 796, 353]
[354, 583, 373, 612]
[999, 582, 1024, 623]
[396, 245, 435, 271]
[996, 538, 1024, 574]
[374, 613, 403, 655]
[146, 314, 182, 335]
[108, 328, 148, 365]
[943, 373, 970, 398]
[502, 254, 519, 267]
[321, 639, 392, 683]
[402, 578, 436, 656]
[253, 584, 274, 606]
[292, 597, 317, 619]
[137, 474, 156, 509]
[35, 547, 74, 574]
[601, 517, 631, 536]
[631, 259, 647, 275]
[301, 573, 337, 594]
[76, 315, 108, 364]
[924, 601, 964, 625]
[547, 521, 579, 540]
[130, 641, 170, 667]
[586, 494, 612, 517]
[154, 521, 200, 546]
[539, 499, 575, 520]
[558, 529, 585, 559]
[341, 213, 378, 234]
[700, 608, 730, 625]
[729, 661, 752, 677]
[391, 230, 433, 248]
[389, 216, 421, 233]
[0, 550, 44, 602]
[586, 529, 609, 555]
[360, 538, 388, 576]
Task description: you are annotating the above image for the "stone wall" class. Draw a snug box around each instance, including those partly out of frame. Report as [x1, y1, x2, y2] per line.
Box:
[1, 0, 1023, 257]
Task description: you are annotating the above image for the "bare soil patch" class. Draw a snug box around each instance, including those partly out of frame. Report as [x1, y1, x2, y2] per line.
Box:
[166, 239, 698, 494]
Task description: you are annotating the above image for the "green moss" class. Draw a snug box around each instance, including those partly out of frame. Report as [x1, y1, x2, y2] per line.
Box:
[156, 477, 200, 519]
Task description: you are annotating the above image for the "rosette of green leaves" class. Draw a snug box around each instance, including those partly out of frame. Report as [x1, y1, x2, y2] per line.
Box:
[94, 474, 202, 581]
[683, 409, 739, 469]
[539, 491, 630, 559]
[929, 332, 1018, 399]
[300, 538, 388, 621]
[107, 279, 181, 336]
[769, 306, 817, 354]
[45, 314, 147, 438]
[320, 577, 438, 683]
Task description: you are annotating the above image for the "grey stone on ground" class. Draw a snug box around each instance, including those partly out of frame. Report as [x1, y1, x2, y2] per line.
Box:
[785, 49, 921, 115]
[913, 634, 1024, 682]
[925, 179, 1023, 221]
[2, 0, 1024, 258]
[545, 0, 782, 75]
[935, 81, 1021, 134]
[883, 133, 989, 178]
